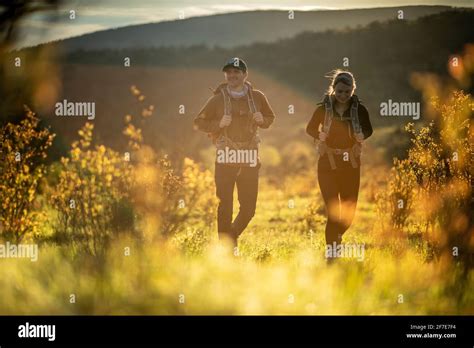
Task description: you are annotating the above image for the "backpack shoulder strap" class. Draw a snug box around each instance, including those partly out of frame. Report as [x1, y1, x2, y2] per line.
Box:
[220, 88, 232, 117]
[350, 95, 362, 134]
[322, 94, 333, 135]
[246, 82, 258, 114]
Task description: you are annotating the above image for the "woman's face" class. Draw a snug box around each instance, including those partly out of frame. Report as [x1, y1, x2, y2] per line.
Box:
[333, 82, 354, 104]
[224, 68, 247, 88]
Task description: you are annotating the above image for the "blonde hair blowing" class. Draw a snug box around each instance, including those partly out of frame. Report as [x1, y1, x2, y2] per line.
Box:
[325, 69, 357, 95]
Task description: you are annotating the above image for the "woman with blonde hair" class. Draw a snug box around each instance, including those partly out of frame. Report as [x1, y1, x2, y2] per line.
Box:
[306, 70, 373, 259]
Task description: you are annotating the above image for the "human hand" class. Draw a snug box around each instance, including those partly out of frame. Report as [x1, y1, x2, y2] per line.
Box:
[253, 112, 264, 125]
[354, 132, 364, 142]
[319, 131, 328, 142]
[219, 115, 232, 128]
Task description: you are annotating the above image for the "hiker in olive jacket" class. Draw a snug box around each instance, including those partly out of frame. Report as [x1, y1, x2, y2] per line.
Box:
[194, 57, 275, 251]
[306, 70, 373, 254]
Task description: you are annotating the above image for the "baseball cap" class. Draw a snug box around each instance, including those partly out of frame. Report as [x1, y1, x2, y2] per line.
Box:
[222, 57, 247, 72]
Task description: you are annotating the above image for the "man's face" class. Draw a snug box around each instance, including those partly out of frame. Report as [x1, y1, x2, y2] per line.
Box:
[224, 67, 247, 88]
[334, 82, 354, 104]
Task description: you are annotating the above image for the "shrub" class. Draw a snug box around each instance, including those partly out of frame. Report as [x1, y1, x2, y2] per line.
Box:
[0, 106, 55, 242]
[376, 91, 473, 268]
[50, 122, 133, 256]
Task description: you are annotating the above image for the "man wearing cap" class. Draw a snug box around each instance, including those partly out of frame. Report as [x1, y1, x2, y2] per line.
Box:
[194, 57, 275, 253]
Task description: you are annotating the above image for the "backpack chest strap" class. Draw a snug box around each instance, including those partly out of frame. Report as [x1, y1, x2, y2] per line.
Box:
[221, 84, 258, 116]
[323, 95, 362, 136]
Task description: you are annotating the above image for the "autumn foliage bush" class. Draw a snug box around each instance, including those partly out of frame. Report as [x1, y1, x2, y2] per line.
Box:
[50, 122, 133, 256]
[0, 107, 54, 242]
[376, 91, 473, 268]
[46, 85, 216, 255]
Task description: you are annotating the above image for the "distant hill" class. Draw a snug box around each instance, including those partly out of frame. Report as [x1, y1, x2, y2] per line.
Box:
[32, 6, 453, 51]
[59, 9, 474, 117]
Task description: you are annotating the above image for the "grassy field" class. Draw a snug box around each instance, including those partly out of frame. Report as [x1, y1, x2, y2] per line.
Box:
[0, 162, 472, 315]
[0, 204, 471, 315]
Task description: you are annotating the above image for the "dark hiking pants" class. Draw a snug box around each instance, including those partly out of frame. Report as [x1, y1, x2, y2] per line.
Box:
[215, 162, 260, 244]
[317, 159, 360, 246]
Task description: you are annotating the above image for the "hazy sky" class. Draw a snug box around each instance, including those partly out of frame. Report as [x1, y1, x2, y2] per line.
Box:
[15, 0, 474, 48]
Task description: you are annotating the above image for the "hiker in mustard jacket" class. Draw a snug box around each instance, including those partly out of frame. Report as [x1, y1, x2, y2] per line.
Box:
[194, 57, 275, 252]
[306, 70, 373, 253]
